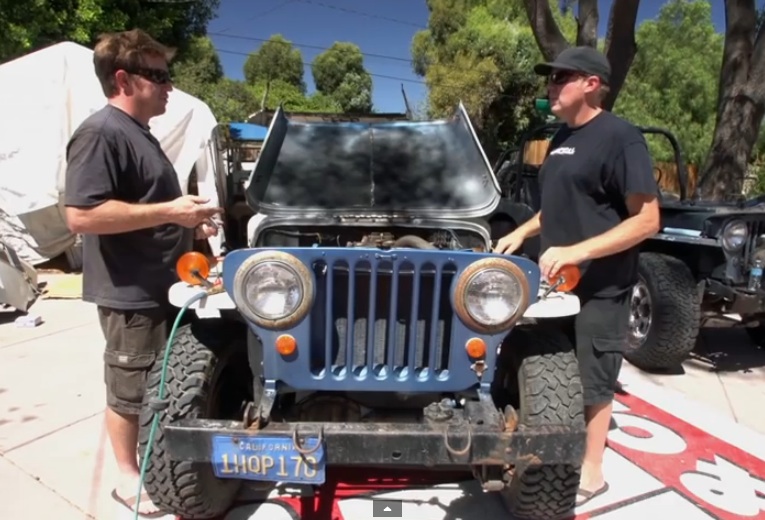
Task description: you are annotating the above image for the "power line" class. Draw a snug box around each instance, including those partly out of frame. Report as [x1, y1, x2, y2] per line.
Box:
[214, 47, 425, 85]
[208, 31, 414, 64]
[215, 0, 296, 35]
[292, 0, 426, 29]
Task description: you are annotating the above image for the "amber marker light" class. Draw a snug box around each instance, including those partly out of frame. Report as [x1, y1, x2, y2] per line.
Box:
[465, 337, 487, 359]
[548, 264, 582, 293]
[275, 334, 297, 356]
[176, 251, 211, 286]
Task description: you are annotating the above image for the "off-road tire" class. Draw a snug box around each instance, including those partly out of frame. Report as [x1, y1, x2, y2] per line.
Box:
[624, 252, 700, 371]
[137, 320, 248, 519]
[498, 326, 585, 520]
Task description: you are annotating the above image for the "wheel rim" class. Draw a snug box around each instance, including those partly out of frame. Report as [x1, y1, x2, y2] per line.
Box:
[628, 280, 652, 348]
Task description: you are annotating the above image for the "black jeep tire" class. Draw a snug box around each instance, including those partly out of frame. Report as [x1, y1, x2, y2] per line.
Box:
[137, 320, 251, 519]
[624, 252, 700, 371]
[497, 326, 585, 520]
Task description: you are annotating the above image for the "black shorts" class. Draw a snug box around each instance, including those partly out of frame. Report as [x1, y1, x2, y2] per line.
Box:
[97, 306, 175, 416]
[553, 292, 630, 407]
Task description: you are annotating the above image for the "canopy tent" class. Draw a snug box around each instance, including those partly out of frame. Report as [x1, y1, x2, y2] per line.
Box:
[0, 41, 223, 266]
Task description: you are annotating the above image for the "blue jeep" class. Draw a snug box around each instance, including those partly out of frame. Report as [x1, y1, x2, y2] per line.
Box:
[137, 104, 587, 520]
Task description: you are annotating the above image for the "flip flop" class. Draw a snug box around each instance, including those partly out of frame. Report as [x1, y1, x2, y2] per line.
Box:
[575, 482, 610, 507]
[110, 489, 166, 518]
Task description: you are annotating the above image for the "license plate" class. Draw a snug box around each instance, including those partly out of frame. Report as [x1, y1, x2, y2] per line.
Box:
[210, 434, 326, 485]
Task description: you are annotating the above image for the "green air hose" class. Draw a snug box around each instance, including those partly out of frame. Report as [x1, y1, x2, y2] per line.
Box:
[134, 289, 208, 520]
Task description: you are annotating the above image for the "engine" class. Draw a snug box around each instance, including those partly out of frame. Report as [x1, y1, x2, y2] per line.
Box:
[255, 224, 489, 252]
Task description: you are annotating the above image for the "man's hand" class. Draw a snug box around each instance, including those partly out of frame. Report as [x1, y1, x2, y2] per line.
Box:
[166, 195, 223, 228]
[195, 219, 219, 240]
[493, 230, 526, 255]
[538, 244, 588, 280]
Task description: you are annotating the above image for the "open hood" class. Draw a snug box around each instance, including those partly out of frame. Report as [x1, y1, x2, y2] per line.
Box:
[245, 103, 501, 218]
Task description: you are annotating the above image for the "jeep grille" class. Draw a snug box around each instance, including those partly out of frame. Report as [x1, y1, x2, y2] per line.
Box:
[308, 258, 457, 381]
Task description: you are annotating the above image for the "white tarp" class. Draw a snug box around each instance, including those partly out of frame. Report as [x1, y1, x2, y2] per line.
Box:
[0, 41, 223, 265]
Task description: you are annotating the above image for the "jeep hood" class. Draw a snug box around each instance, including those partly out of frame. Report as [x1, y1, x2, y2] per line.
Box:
[245, 103, 501, 218]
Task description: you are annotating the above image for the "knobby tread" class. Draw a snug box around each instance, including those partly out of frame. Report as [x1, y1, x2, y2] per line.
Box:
[500, 327, 585, 520]
[625, 252, 700, 371]
[137, 322, 241, 519]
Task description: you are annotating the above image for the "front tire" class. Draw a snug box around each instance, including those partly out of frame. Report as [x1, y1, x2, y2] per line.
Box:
[137, 320, 251, 519]
[495, 326, 585, 520]
[624, 252, 700, 371]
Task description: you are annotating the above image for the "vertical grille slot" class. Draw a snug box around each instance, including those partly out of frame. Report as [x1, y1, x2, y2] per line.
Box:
[309, 257, 457, 382]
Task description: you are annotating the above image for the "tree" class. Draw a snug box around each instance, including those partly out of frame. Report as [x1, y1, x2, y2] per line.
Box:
[411, 0, 577, 159]
[171, 36, 224, 91]
[522, 0, 641, 110]
[243, 35, 305, 93]
[0, 0, 221, 62]
[612, 0, 723, 170]
[697, 0, 765, 199]
[312, 42, 373, 112]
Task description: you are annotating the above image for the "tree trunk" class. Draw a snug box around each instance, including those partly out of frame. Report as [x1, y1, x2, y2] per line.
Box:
[522, 0, 640, 110]
[697, 93, 765, 198]
[698, 0, 765, 199]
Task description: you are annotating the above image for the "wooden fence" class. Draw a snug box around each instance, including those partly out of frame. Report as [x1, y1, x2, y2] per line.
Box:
[523, 139, 697, 196]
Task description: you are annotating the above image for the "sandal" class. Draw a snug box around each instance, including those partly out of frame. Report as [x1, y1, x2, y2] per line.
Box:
[575, 482, 610, 507]
[110, 489, 166, 518]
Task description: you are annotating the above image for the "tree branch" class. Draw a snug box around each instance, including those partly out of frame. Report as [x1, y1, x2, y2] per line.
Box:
[522, 0, 570, 60]
[602, 0, 640, 110]
[576, 0, 599, 47]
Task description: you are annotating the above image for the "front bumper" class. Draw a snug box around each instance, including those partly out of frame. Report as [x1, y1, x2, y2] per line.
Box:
[162, 398, 586, 482]
[706, 279, 765, 315]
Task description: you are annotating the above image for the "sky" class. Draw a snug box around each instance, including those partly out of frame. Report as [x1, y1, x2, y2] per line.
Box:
[206, 0, 728, 114]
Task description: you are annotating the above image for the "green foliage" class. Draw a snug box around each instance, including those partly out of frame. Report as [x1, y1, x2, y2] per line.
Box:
[0, 0, 221, 62]
[312, 42, 373, 112]
[612, 0, 723, 167]
[411, 0, 578, 155]
[243, 34, 305, 93]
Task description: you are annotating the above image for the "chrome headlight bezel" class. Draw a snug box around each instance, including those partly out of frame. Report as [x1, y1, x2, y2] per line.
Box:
[721, 219, 748, 251]
[454, 257, 531, 334]
[232, 250, 314, 330]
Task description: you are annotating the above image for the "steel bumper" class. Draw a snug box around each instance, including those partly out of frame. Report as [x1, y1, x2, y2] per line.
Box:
[163, 418, 586, 468]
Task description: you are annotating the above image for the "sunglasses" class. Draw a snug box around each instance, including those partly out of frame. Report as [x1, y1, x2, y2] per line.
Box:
[123, 66, 173, 85]
[547, 70, 583, 85]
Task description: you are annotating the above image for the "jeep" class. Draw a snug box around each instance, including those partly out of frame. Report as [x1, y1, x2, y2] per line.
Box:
[137, 104, 588, 520]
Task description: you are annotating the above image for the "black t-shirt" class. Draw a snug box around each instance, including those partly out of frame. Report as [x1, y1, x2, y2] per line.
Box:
[64, 104, 193, 310]
[539, 110, 657, 299]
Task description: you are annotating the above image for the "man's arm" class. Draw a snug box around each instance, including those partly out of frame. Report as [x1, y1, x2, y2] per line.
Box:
[64, 130, 175, 235]
[517, 211, 542, 239]
[575, 140, 661, 262]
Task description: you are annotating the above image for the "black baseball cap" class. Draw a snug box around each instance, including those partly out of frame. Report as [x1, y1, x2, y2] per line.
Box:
[534, 46, 611, 85]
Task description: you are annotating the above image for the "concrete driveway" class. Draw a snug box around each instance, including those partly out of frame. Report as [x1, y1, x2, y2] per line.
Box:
[0, 274, 763, 520]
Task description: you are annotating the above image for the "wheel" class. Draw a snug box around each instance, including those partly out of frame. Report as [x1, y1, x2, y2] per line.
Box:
[624, 252, 700, 371]
[137, 319, 253, 519]
[494, 326, 585, 520]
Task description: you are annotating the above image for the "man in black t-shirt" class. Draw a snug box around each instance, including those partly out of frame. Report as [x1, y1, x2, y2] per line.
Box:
[64, 29, 221, 517]
[494, 46, 660, 506]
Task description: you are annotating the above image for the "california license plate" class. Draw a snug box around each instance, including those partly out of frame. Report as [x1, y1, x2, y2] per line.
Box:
[211, 434, 326, 484]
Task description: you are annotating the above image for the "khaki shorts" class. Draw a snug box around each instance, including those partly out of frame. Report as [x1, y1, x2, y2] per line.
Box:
[97, 306, 171, 416]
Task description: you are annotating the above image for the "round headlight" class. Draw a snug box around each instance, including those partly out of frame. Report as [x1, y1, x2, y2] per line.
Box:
[722, 220, 747, 251]
[464, 269, 524, 326]
[233, 251, 314, 329]
[454, 257, 531, 333]
[245, 261, 303, 320]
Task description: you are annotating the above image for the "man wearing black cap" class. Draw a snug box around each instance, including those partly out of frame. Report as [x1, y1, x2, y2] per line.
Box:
[494, 46, 660, 506]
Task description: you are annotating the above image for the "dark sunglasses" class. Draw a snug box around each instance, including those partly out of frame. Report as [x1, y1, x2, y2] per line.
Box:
[547, 70, 583, 85]
[123, 66, 172, 85]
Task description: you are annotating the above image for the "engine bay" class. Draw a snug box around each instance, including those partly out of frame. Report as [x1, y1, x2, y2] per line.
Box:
[255, 225, 489, 252]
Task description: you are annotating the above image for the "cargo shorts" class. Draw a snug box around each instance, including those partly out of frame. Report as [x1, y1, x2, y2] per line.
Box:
[97, 306, 174, 416]
[549, 291, 631, 407]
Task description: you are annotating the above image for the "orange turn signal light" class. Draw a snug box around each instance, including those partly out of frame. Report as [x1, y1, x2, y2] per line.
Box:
[176, 251, 211, 286]
[275, 334, 297, 356]
[465, 337, 486, 359]
[548, 264, 581, 292]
